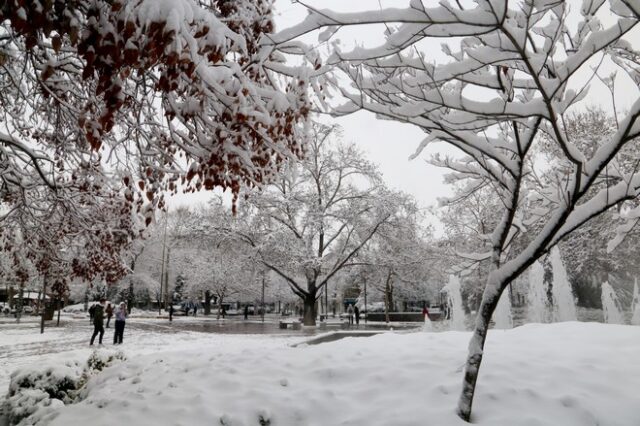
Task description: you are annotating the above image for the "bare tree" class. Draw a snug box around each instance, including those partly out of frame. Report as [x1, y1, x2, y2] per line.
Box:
[270, 1, 640, 420]
[233, 123, 402, 325]
[356, 199, 439, 321]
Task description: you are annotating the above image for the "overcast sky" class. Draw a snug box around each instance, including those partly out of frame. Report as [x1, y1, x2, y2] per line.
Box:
[170, 0, 640, 233]
[273, 1, 457, 214]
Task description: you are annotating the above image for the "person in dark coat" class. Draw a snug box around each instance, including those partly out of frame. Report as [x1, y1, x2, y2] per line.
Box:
[113, 302, 127, 344]
[89, 304, 96, 324]
[244, 305, 249, 320]
[354, 306, 360, 325]
[193, 303, 197, 317]
[105, 303, 113, 328]
[90, 299, 106, 345]
[169, 304, 174, 322]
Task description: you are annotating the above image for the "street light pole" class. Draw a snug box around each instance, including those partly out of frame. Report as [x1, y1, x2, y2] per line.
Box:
[364, 277, 367, 324]
[261, 272, 265, 323]
[159, 210, 169, 314]
[164, 247, 171, 310]
[40, 273, 48, 334]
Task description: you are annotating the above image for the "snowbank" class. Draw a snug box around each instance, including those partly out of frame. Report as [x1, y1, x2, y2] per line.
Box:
[3, 351, 126, 426]
[42, 322, 640, 426]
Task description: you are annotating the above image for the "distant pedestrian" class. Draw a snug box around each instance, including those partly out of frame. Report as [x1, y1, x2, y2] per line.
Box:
[169, 304, 174, 322]
[89, 303, 96, 324]
[422, 306, 430, 320]
[244, 305, 249, 320]
[193, 304, 197, 317]
[105, 303, 113, 328]
[113, 302, 127, 344]
[89, 299, 106, 345]
[347, 304, 354, 325]
[354, 306, 360, 325]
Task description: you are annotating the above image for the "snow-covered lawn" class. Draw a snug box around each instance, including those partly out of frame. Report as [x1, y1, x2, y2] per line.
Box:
[3, 321, 638, 426]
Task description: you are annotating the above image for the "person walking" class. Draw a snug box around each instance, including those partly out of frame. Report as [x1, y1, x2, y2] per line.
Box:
[354, 306, 360, 326]
[169, 304, 174, 322]
[244, 305, 249, 320]
[89, 299, 106, 345]
[113, 302, 127, 345]
[347, 304, 354, 326]
[422, 305, 430, 320]
[105, 303, 113, 328]
[193, 303, 198, 317]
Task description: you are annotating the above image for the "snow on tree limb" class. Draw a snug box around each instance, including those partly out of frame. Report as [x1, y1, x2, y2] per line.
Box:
[272, 0, 639, 421]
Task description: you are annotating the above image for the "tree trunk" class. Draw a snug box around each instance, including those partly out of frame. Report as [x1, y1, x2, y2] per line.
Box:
[384, 271, 393, 324]
[217, 294, 224, 320]
[16, 286, 23, 324]
[40, 277, 47, 334]
[457, 276, 504, 422]
[56, 298, 61, 327]
[302, 292, 317, 326]
[125, 281, 134, 313]
[204, 290, 212, 315]
[384, 290, 390, 324]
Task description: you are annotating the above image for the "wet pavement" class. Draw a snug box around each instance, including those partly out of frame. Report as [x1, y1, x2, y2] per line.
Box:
[129, 316, 422, 336]
[0, 313, 422, 338]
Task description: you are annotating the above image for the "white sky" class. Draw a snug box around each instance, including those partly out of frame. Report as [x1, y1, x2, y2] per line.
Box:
[169, 0, 640, 233]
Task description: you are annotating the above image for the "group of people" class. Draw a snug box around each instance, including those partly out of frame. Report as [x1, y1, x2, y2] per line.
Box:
[346, 304, 361, 325]
[89, 298, 128, 346]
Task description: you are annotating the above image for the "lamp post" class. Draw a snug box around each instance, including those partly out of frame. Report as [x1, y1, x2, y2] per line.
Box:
[40, 273, 48, 334]
[159, 210, 169, 314]
[261, 271, 266, 323]
[364, 277, 368, 324]
[164, 247, 171, 311]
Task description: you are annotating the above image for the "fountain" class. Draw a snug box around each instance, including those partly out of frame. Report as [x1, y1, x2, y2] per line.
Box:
[631, 279, 640, 326]
[601, 281, 624, 324]
[549, 247, 577, 322]
[527, 260, 548, 323]
[493, 289, 513, 329]
[446, 274, 466, 331]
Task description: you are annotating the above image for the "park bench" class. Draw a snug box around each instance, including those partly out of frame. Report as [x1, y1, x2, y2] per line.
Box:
[279, 320, 302, 330]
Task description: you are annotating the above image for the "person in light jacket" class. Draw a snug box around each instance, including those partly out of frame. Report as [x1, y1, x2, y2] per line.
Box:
[347, 304, 354, 325]
[113, 302, 127, 345]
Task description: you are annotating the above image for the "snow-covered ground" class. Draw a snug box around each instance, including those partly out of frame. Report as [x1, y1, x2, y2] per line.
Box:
[2, 318, 639, 426]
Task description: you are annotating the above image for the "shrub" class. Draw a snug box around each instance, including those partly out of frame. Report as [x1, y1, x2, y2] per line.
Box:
[3, 351, 126, 425]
